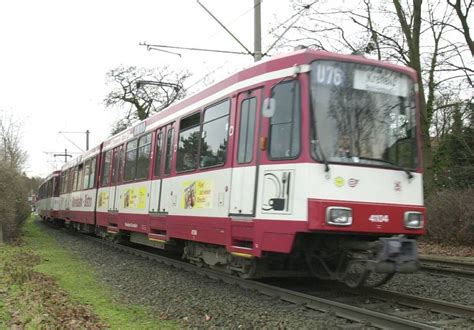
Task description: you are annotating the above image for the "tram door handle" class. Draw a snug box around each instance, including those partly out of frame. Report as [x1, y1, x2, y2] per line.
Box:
[259, 136, 267, 151]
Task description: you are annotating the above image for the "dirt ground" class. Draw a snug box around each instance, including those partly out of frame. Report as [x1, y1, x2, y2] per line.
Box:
[418, 240, 474, 258]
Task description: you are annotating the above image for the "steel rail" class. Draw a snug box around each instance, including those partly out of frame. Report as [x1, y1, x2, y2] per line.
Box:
[351, 287, 474, 319]
[75, 234, 435, 329]
[420, 256, 474, 279]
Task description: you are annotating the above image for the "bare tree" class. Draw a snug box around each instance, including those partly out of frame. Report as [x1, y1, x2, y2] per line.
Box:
[0, 111, 30, 243]
[104, 65, 191, 134]
[447, 0, 473, 56]
[276, 0, 472, 193]
[0, 112, 27, 171]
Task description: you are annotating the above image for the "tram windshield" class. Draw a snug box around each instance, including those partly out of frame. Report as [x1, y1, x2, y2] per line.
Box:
[310, 60, 418, 170]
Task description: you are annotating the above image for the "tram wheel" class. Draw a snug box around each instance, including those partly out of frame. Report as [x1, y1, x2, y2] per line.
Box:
[237, 260, 257, 279]
[342, 260, 369, 288]
[363, 272, 395, 287]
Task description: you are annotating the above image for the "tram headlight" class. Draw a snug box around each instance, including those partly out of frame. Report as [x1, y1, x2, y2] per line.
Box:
[404, 212, 424, 229]
[326, 207, 352, 226]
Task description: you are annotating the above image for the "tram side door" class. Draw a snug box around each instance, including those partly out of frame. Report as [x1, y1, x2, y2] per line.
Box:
[149, 128, 164, 213]
[108, 146, 122, 213]
[229, 88, 263, 216]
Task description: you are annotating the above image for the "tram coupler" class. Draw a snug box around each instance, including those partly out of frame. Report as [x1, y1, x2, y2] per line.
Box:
[368, 235, 419, 273]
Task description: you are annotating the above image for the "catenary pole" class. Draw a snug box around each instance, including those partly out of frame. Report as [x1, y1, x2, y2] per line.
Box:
[254, 0, 262, 62]
[86, 130, 90, 151]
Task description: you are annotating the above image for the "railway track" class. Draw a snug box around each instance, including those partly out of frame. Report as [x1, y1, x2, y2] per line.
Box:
[270, 279, 474, 329]
[420, 256, 474, 279]
[38, 220, 474, 330]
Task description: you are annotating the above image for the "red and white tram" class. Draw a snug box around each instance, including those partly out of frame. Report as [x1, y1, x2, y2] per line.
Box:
[38, 49, 426, 287]
[37, 170, 61, 220]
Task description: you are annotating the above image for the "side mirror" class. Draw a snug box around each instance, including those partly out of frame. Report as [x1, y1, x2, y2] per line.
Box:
[262, 98, 276, 118]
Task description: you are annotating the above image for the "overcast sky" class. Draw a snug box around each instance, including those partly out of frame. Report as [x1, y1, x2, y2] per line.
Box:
[0, 0, 295, 177]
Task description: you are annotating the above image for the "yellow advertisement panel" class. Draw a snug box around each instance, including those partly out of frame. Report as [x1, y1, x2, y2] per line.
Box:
[98, 191, 109, 208]
[123, 186, 148, 210]
[182, 179, 213, 209]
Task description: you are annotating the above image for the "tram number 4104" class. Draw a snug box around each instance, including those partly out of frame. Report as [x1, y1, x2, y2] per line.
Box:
[369, 214, 390, 223]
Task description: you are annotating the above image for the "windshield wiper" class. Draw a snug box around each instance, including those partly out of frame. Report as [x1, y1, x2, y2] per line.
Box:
[311, 140, 330, 173]
[356, 157, 414, 179]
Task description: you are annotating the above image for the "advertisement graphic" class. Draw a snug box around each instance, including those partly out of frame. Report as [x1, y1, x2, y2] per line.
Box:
[123, 186, 147, 209]
[182, 179, 213, 209]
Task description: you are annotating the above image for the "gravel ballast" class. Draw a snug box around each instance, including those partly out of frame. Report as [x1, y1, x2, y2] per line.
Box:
[39, 223, 345, 328]
[39, 222, 474, 327]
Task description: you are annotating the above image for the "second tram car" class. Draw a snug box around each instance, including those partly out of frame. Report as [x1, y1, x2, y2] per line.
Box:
[37, 170, 61, 220]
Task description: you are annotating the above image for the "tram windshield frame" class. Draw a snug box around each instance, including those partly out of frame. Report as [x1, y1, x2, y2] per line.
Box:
[309, 60, 419, 171]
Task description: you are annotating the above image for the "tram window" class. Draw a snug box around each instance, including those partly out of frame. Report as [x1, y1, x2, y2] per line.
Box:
[111, 149, 119, 185]
[89, 157, 96, 188]
[200, 100, 230, 168]
[177, 113, 200, 172]
[136, 133, 152, 180]
[69, 169, 74, 193]
[62, 172, 67, 194]
[164, 128, 174, 175]
[118, 146, 124, 183]
[53, 177, 60, 197]
[100, 150, 112, 186]
[66, 169, 71, 193]
[75, 163, 84, 191]
[65, 170, 71, 193]
[124, 139, 138, 181]
[154, 131, 163, 177]
[47, 180, 52, 197]
[238, 97, 257, 163]
[83, 159, 91, 190]
[60, 173, 65, 194]
[72, 167, 79, 192]
[269, 80, 301, 159]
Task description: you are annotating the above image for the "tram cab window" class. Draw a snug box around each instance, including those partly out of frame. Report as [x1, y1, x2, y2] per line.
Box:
[177, 113, 200, 172]
[200, 100, 230, 168]
[269, 80, 301, 159]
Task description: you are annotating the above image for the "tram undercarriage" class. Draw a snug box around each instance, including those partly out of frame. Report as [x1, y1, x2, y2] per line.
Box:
[303, 234, 419, 287]
[182, 234, 419, 288]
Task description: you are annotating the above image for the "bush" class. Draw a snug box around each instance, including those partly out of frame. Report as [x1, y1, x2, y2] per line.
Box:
[0, 163, 31, 243]
[424, 188, 474, 245]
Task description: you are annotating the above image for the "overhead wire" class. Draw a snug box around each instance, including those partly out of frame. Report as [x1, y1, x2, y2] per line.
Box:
[186, 2, 261, 94]
[263, 1, 317, 56]
[205, 1, 263, 41]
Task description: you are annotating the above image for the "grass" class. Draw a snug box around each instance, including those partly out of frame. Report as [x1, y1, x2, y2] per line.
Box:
[0, 245, 13, 328]
[0, 215, 177, 329]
